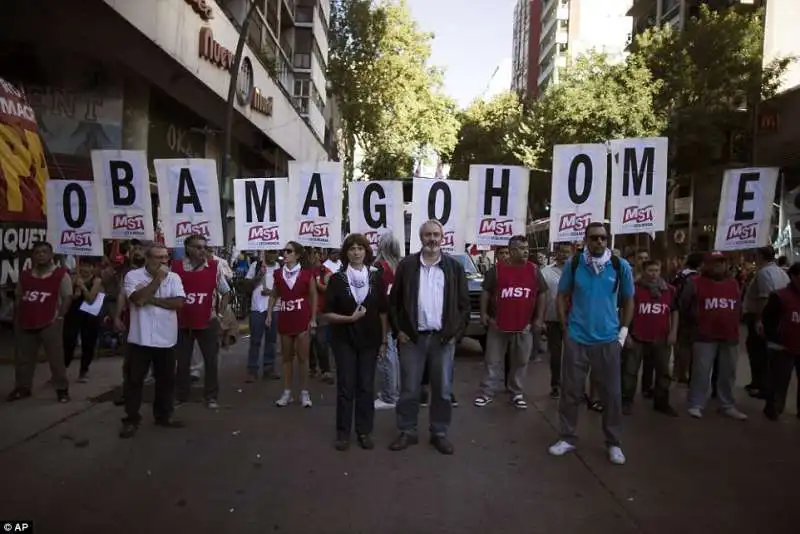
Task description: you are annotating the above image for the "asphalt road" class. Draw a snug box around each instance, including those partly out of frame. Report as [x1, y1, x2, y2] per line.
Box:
[0, 341, 798, 534]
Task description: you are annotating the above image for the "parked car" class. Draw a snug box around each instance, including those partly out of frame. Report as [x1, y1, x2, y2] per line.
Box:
[451, 253, 486, 347]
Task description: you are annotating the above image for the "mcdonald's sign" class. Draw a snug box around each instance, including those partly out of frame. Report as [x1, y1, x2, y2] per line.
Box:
[759, 111, 779, 131]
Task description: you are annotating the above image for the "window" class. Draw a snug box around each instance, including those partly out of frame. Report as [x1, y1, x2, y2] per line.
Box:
[294, 79, 310, 97]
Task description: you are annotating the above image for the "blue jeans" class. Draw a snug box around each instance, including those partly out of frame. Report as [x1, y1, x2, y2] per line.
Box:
[396, 333, 455, 437]
[376, 334, 399, 403]
[248, 310, 278, 373]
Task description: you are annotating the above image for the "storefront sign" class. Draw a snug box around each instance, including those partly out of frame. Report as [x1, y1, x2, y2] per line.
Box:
[252, 88, 273, 117]
[199, 27, 234, 71]
[185, 0, 213, 21]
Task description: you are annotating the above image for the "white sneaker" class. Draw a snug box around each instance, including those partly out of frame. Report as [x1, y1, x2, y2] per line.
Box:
[721, 407, 748, 421]
[300, 390, 313, 408]
[374, 399, 396, 410]
[206, 399, 219, 410]
[687, 407, 703, 419]
[608, 446, 626, 465]
[275, 390, 293, 407]
[548, 440, 576, 456]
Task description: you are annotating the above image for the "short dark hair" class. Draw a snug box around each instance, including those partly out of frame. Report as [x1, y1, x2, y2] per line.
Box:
[32, 241, 53, 252]
[685, 252, 704, 270]
[777, 255, 789, 267]
[788, 262, 800, 277]
[340, 233, 374, 266]
[642, 259, 660, 270]
[508, 235, 528, 248]
[584, 221, 606, 237]
[756, 246, 775, 262]
[184, 234, 208, 248]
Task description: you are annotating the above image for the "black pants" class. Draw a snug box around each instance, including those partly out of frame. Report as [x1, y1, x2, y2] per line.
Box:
[641, 349, 655, 393]
[63, 309, 100, 374]
[745, 314, 768, 390]
[123, 343, 176, 425]
[310, 325, 332, 374]
[546, 321, 563, 388]
[766, 348, 800, 415]
[332, 342, 377, 438]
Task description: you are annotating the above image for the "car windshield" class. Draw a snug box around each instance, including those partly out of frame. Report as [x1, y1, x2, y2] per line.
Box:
[452, 254, 479, 275]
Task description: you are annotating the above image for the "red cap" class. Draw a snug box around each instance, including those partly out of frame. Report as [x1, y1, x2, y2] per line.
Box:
[705, 251, 726, 262]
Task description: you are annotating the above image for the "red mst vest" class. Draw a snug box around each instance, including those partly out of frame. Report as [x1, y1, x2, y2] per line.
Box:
[172, 259, 217, 329]
[776, 286, 800, 353]
[631, 284, 674, 342]
[274, 267, 313, 335]
[18, 267, 68, 330]
[694, 275, 740, 342]
[495, 261, 539, 332]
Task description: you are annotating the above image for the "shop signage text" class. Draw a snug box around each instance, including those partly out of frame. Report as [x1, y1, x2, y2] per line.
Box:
[185, 0, 213, 21]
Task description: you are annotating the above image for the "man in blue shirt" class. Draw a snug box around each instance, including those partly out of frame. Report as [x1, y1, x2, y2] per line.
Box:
[549, 222, 634, 465]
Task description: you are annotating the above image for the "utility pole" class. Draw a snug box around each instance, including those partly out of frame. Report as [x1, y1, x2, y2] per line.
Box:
[220, 0, 259, 245]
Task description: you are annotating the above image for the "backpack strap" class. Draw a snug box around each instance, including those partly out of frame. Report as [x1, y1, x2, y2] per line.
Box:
[569, 252, 581, 294]
[610, 255, 621, 294]
[571, 250, 622, 294]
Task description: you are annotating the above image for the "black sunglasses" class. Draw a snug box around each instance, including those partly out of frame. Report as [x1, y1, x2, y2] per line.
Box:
[587, 235, 608, 242]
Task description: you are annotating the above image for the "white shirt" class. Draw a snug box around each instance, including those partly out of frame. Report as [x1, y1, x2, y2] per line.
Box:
[541, 263, 564, 322]
[245, 261, 280, 313]
[124, 267, 186, 348]
[417, 255, 445, 331]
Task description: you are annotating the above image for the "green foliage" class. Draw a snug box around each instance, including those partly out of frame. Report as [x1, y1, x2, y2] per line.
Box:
[328, 0, 459, 180]
[446, 91, 524, 180]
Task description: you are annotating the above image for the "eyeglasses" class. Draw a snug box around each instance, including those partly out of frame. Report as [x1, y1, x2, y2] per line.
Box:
[587, 235, 608, 242]
[284, 249, 295, 254]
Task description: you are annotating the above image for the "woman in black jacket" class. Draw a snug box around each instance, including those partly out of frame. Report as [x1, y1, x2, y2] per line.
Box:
[323, 233, 388, 451]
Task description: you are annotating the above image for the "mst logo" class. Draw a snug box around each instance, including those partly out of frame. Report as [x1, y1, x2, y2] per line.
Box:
[479, 218, 513, 237]
[441, 231, 455, 248]
[500, 287, 534, 299]
[704, 297, 737, 310]
[277, 298, 305, 312]
[248, 225, 280, 243]
[176, 221, 210, 238]
[559, 213, 592, 232]
[364, 230, 380, 246]
[61, 230, 93, 247]
[21, 290, 52, 303]
[113, 214, 145, 231]
[299, 221, 330, 238]
[623, 205, 655, 224]
[638, 302, 669, 315]
[726, 222, 757, 241]
[185, 292, 210, 305]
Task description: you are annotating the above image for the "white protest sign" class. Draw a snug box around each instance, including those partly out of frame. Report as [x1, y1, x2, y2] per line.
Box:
[783, 186, 800, 239]
[91, 149, 155, 240]
[153, 159, 223, 247]
[467, 165, 530, 246]
[714, 167, 779, 251]
[347, 180, 406, 252]
[609, 137, 668, 236]
[288, 161, 343, 248]
[233, 178, 289, 250]
[549, 144, 608, 244]
[46, 180, 103, 256]
[409, 178, 468, 254]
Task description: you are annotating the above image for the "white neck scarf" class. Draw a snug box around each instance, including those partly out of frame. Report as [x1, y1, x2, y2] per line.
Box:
[584, 248, 612, 275]
[283, 263, 301, 290]
[346, 264, 369, 306]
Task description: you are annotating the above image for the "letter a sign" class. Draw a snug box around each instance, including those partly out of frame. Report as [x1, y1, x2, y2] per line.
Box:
[91, 149, 155, 240]
[154, 158, 224, 247]
[549, 144, 608, 244]
[467, 165, 529, 246]
[714, 167, 779, 251]
[288, 161, 343, 248]
[233, 177, 289, 250]
[610, 137, 668, 236]
[348, 180, 405, 252]
[46, 180, 103, 256]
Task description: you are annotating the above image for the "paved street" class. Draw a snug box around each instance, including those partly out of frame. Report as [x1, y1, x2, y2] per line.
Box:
[0, 339, 798, 534]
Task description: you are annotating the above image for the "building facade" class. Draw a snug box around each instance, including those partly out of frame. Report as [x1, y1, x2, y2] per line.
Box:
[629, 0, 763, 39]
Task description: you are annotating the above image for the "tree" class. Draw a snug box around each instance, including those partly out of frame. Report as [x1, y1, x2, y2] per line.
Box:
[446, 91, 524, 180]
[328, 0, 459, 180]
[513, 52, 665, 171]
[630, 5, 793, 173]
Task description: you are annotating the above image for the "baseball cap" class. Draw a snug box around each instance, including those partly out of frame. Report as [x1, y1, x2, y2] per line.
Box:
[705, 251, 726, 262]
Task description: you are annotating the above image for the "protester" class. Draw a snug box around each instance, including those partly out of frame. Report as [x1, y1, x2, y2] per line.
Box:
[388, 220, 469, 455]
[244, 250, 281, 381]
[621, 260, 678, 416]
[549, 222, 634, 465]
[373, 231, 402, 410]
[678, 251, 748, 420]
[475, 235, 547, 409]
[761, 261, 800, 421]
[541, 242, 572, 399]
[6, 241, 72, 403]
[173, 234, 231, 410]
[309, 247, 334, 384]
[63, 257, 104, 382]
[120, 243, 185, 438]
[323, 233, 388, 451]
[267, 241, 317, 407]
[670, 252, 703, 384]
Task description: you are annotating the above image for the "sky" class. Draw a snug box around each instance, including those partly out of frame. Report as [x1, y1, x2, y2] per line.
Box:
[405, 0, 516, 109]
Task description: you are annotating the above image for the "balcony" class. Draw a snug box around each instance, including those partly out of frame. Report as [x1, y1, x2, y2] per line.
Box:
[294, 52, 311, 70]
[296, 3, 314, 24]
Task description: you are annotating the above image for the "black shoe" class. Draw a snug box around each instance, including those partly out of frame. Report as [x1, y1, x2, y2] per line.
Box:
[113, 397, 125, 406]
[430, 435, 454, 455]
[450, 394, 458, 408]
[763, 406, 779, 421]
[335, 439, 350, 451]
[550, 386, 560, 400]
[420, 389, 430, 407]
[642, 389, 654, 399]
[6, 388, 32, 402]
[154, 418, 185, 429]
[56, 389, 70, 403]
[654, 404, 679, 417]
[119, 423, 138, 439]
[357, 434, 374, 450]
[389, 433, 419, 451]
[622, 402, 633, 416]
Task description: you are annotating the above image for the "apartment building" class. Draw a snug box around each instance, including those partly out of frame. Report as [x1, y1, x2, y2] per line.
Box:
[511, 0, 631, 98]
[629, 0, 763, 38]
